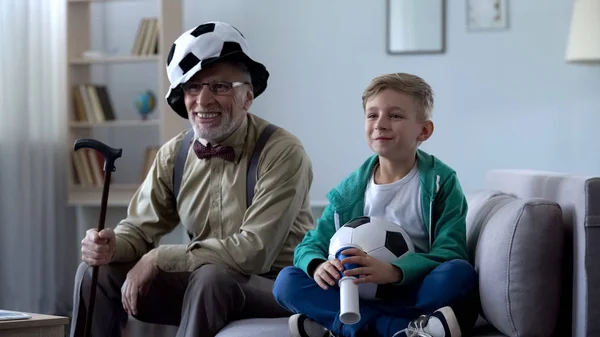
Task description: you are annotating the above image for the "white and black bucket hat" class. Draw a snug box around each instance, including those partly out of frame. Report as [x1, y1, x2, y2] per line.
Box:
[165, 21, 269, 118]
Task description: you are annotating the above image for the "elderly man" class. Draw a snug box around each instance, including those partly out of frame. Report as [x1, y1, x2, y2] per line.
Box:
[69, 21, 315, 337]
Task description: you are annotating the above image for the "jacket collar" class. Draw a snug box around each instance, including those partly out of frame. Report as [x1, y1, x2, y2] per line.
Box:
[327, 149, 437, 210]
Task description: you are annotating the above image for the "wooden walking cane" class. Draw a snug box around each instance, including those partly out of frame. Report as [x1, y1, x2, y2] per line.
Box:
[74, 138, 122, 337]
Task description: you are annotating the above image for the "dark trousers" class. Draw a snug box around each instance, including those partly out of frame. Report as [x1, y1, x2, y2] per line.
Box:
[70, 261, 291, 337]
[272, 259, 479, 337]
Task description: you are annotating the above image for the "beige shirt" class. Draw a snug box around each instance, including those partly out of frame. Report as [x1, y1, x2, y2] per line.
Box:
[111, 113, 315, 276]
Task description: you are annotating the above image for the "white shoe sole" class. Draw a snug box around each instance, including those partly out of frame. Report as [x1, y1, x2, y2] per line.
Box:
[434, 306, 462, 337]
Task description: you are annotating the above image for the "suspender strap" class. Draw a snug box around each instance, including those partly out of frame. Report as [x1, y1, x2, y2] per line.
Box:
[173, 129, 195, 200]
[172, 124, 278, 209]
[246, 123, 278, 208]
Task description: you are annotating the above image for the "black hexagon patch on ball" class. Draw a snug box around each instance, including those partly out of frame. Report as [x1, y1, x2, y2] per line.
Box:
[343, 216, 370, 228]
[385, 231, 410, 257]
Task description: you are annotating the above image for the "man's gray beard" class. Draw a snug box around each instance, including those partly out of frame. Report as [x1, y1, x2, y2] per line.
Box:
[190, 118, 236, 144]
[192, 124, 224, 143]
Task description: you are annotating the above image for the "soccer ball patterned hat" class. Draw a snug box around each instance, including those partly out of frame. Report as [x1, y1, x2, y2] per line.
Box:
[165, 21, 269, 118]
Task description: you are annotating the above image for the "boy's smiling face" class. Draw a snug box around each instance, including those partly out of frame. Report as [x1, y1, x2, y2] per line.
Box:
[364, 88, 433, 162]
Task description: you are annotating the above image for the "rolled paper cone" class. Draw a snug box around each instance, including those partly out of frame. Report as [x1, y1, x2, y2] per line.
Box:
[335, 246, 361, 324]
[338, 276, 361, 324]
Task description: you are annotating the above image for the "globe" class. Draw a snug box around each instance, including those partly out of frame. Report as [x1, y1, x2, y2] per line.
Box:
[135, 90, 156, 120]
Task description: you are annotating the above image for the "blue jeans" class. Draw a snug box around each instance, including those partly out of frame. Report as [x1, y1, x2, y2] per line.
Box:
[272, 259, 479, 337]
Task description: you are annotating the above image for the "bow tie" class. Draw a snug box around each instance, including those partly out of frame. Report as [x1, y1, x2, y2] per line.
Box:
[193, 140, 235, 162]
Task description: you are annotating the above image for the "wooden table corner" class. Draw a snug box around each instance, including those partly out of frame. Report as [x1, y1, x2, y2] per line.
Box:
[0, 312, 70, 337]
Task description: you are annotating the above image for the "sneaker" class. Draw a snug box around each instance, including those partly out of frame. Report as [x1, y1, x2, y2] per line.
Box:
[288, 313, 334, 337]
[393, 306, 461, 337]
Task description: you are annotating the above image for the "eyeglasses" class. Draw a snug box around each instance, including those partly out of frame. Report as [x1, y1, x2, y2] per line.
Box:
[182, 81, 249, 96]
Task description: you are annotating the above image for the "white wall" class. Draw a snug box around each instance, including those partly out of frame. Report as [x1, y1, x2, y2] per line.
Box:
[93, 0, 600, 203]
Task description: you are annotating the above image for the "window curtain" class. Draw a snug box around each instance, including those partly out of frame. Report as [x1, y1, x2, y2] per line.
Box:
[0, 0, 76, 318]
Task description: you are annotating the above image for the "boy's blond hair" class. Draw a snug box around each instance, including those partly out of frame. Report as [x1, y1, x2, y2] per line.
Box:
[361, 73, 434, 122]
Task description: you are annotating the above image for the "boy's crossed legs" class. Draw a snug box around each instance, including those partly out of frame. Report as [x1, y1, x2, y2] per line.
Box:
[272, 259, 479, 337]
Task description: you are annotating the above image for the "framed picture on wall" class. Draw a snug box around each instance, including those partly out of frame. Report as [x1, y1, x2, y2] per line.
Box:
[467, 0, 509, 31]
[387, 0, 446, 54]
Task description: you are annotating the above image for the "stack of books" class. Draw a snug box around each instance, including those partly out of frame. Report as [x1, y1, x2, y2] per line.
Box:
[71, 148, 109, 187]
[72, 84, 116, 124]
[131, 18, 159, 56]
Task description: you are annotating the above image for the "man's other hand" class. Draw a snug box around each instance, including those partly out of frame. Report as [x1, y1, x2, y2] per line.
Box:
[81, 228, 116, 266]
[121, 250, 160, 316]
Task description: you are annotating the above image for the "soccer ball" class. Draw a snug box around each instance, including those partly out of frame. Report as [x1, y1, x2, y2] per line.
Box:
[328, 216, 415, 299]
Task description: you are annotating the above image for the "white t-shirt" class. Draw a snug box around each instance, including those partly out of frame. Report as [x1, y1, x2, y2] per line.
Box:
[363, 163, 429, 253]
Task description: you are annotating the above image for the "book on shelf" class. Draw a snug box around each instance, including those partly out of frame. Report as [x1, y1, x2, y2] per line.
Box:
[140, 146, 160, 182]
[72, 145, 161, 188]
[71, 148, 112, 187]
[131, 18, 159, 56]
[72, 84, 116, 124]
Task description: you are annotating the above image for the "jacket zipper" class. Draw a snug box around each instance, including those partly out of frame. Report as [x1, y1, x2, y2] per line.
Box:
[428, 174, 441, 250]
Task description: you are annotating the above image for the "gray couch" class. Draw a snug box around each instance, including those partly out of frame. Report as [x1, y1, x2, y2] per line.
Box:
[125, 169, 600, 337]
[460, 169, 600, 337]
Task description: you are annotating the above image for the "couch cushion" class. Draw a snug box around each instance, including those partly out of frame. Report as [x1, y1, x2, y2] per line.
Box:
[484, 169, 600, 337]
[466, 190, 564, 337]
[215, 318, 290, 337]
[465, 190, 515, 263]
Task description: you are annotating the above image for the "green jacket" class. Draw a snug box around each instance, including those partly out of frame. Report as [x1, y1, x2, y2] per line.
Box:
[294, 149, 469, 286]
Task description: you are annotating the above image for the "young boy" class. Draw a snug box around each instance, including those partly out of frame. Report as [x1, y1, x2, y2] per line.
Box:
[272, 73, 479, 337]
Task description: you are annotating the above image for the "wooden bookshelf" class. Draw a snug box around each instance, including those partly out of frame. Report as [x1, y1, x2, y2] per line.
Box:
[68, 184, 141, 206]
[69, 119, 160, 128]
[69, 55, 160, 65]
[68, 0, 131, 3]
[66, 0, 184, 206]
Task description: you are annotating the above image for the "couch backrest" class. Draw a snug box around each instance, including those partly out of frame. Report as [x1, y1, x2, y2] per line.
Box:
[466, 189, 563, 337]
[483, 169, 600, 337]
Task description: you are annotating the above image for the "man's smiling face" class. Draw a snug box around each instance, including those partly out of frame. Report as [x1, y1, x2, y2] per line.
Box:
[183, 61, 253, 143]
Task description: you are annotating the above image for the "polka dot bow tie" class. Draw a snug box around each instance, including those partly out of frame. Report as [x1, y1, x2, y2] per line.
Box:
[193, 140, 235, 162]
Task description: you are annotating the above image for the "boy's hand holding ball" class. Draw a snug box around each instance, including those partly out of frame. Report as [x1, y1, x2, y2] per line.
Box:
[314, 259, 345, 290]
[313, 247, 403, 290]
[340, 247, 403, 285]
